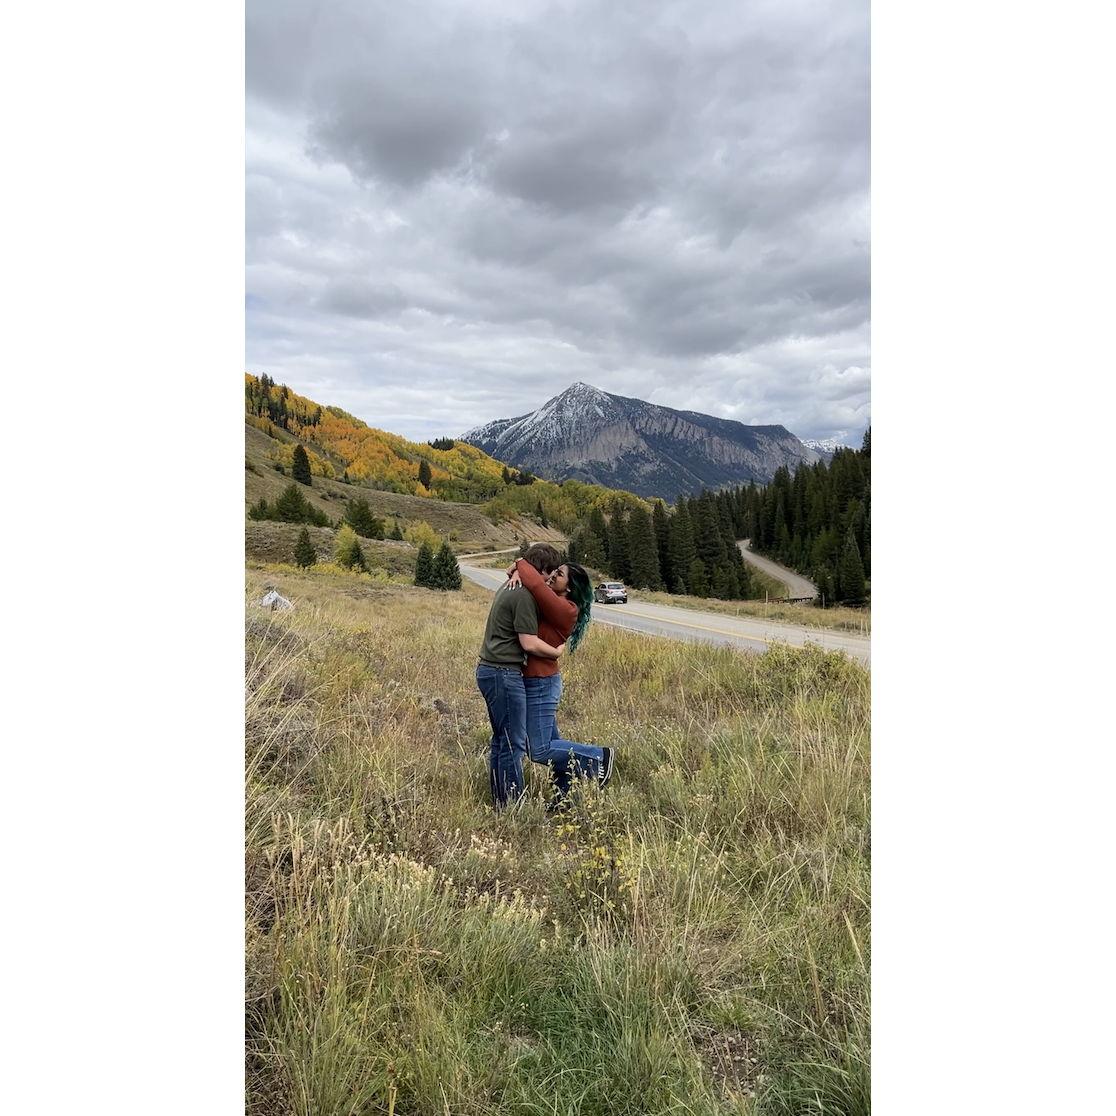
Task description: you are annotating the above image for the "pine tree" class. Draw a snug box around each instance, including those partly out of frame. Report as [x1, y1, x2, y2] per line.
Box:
[775, 502, 792, 559]
[815, 566, 836, 609]
[716, 494, 736, 551]
[861, 481, 871, 578]
[837, 529, 867, 604]
[535, 499, 548, 528]
[626, 506, 661, 589]
[248, 497, 270, 521]
[711, 563, 734, 599]
[832, 451, 855, 520]
[414, 542, 435, 587]
[607, 507, 631, 581]
[688, 558, 709, 598]
[432, 542, 462, 590]
[846, 498, 867, 571]
[724, 562, 741, 599]
[743, 483, 760, 543]
[694, 494, 726, 569]
[668, 500, 697, 594]
[584, 535, 607, 571]
[580, 506, 608, 569]
[294, 527, 317, 568]
[418, 460, 432, 490]
[292, 444, 312, 485]
[274, 483, 310, 523]
[389, 521, 404, 541]
[345, 497, 384, 539]
[588, 505, 608, 548]
[502, 466, 512, 485]
[732, 545, 753, 599]
[578, 515, 607, 570]
[652, 501, 673, 591]
[792, 467, 808, 540]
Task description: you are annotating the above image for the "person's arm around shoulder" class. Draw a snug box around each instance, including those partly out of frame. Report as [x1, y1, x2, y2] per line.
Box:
[509, 588, 563, 659]
[514, 559, 577, 628]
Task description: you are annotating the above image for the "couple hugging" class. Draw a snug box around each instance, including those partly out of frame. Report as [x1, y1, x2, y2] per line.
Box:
[475, 543, 616, 810]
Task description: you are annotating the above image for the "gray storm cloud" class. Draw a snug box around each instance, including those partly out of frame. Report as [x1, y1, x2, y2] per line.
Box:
[246, 0, 870, 444]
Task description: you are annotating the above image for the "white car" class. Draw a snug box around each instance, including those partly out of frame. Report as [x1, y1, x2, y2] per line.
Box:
[594, 582, 628, 604]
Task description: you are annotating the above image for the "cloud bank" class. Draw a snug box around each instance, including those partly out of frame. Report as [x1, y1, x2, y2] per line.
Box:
[247, 0, 869, 444]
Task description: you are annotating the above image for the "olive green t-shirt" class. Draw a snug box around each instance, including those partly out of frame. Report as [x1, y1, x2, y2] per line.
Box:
[478, 587, 540, 666]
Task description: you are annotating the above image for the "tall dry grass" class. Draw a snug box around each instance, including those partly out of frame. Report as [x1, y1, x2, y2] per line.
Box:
[246, 565, 870, 1115]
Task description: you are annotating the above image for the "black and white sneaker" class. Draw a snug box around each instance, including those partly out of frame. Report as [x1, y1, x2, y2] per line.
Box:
[598, 747, 615, 789]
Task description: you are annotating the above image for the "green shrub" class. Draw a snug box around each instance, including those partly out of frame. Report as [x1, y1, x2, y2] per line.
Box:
[334, 524, 367, 571]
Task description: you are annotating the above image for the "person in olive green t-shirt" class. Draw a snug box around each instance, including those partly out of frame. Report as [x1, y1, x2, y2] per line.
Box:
[478, 585, 542, 666]
[476, 543, 564, 808]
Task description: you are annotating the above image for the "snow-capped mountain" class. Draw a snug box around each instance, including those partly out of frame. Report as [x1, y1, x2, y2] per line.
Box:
[461, 383, 823, 501]
[800, 438, 847, 463]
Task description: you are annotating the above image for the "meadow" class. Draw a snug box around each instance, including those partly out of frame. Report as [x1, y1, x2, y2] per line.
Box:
[246, 564, 870, 1115]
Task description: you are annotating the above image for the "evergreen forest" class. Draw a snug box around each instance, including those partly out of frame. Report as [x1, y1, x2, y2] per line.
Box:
[567, 431, 870, 606]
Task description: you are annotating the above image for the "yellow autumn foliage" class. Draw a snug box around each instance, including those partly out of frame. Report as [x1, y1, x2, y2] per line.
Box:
[245, 373, 649, 523]
[403, 520, 443, 550]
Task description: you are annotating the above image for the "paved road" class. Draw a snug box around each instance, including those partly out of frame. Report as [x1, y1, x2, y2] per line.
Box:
[737, 539, 819, 600]
[460, 562, 870, 665]
[461, 544, 819, 601]
[457, 548, 521, 562]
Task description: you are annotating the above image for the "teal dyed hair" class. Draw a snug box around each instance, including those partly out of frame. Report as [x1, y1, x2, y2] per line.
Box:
[564, 563, 593, 652]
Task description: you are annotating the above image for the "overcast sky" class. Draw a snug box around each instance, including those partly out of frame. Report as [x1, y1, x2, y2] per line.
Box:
[246, 0, 869, 446]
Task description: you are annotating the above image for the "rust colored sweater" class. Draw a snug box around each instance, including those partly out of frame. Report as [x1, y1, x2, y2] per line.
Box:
[517, 559, 577, 678]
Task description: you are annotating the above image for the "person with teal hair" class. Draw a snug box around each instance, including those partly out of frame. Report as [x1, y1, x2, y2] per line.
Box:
[504, 554, 615, 803]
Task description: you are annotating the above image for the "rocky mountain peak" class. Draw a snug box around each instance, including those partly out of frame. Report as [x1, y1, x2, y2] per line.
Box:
[462, 382, 821, 500]
[559, 381, 608, 400]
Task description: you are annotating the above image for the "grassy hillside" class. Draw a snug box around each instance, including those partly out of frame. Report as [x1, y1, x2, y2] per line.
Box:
[245, 373, 649, 534]
[246, 424, 568, 552]
[246, 522, 418, 575]
[245, 566, 870, 1115]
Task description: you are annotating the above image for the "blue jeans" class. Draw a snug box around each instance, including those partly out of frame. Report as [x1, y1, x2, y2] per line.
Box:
[524, 674, 604, 797]
[476, 664, 529, 809]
